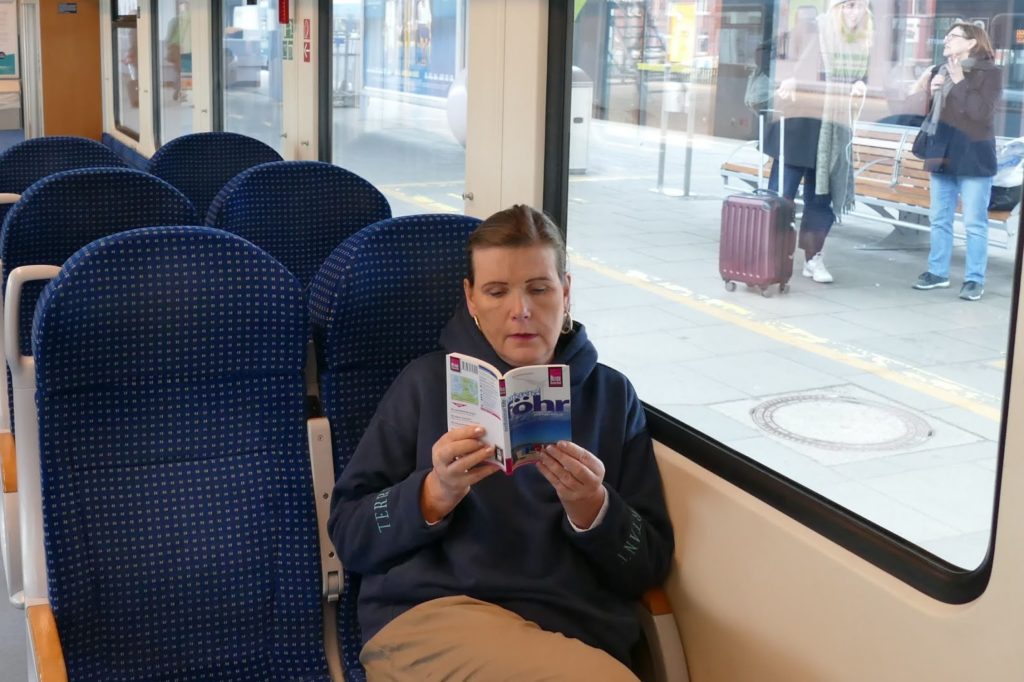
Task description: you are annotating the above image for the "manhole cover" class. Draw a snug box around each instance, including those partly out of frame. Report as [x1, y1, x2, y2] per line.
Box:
[751, 394, 934, 451]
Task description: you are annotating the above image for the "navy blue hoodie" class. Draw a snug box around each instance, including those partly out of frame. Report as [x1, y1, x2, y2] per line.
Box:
[328, 304, 674, 665]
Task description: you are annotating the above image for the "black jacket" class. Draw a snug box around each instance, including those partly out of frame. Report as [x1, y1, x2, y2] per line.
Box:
[328, 304, 674, 665]
[919, 58, 1002, 176]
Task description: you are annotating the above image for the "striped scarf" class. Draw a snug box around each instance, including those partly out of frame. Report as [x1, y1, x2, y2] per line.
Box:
[815, 33, 870, 216]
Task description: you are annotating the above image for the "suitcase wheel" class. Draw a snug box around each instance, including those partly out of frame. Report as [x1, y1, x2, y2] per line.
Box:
[760, 286, 773, 298]
[780, 282, 790, 294]
[724, 280, 737, 292]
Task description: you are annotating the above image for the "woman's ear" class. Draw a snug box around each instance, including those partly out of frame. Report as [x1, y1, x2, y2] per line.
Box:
[562, 272, 572, 311]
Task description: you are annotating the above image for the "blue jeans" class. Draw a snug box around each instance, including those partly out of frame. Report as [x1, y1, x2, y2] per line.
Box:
[927, 173, 993, 285]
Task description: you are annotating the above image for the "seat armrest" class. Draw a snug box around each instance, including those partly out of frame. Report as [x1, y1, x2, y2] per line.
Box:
[307, 416, 342, 601]
[0, 432, 13, 493]
[636, 587, 690, 682]
[307, 416, 345, 681]
[27, 604, 68, 682]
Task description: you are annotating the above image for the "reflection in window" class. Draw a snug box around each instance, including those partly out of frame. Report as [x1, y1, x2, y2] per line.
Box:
[565, 0, 1021, 569]
[157, 0, 193, 144]
[221, 0, 283, 153]
[113, 0, 139, 138]
[330, 0, 466, 216]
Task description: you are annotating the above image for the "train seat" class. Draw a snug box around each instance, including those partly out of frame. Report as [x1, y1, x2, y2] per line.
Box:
[146, 132, 282, 219]
[307, 213, 689, 682]
[308, 213, 480, 680]
[14, 226, 332, 681]
[0, 136, 128, 226]
[0, 167, 197, 614]
[206, 161, 391, 290]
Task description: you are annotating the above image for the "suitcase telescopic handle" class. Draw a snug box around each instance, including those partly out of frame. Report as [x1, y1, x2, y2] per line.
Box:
[757, 107, 784, 195]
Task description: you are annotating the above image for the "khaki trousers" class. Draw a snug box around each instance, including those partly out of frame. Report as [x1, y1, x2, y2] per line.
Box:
[360, 596, 639, 681]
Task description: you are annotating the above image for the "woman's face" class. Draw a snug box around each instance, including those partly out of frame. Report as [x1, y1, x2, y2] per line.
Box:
[464, 245, 570, 368]
[840, 0, 866, 31]
[943, 28, 976, 60]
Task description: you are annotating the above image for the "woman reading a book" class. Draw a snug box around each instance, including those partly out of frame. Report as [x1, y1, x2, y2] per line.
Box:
[329, 204, 674, 680]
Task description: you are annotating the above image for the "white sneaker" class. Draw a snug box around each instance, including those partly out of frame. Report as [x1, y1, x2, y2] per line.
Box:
[803, 253, 834, 283]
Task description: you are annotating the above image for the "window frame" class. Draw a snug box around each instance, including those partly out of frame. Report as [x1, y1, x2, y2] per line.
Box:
[111, 0, 141, 140]
[541, 0, 1014, 604]
[149, 0, 163, 147]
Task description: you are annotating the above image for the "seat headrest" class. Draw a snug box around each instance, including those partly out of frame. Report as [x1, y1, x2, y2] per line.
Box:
[206, 160, 392, 286]
[309, 213, 480, 368]
[147, 132, 283, 216]
[34, 226, 307, 392]
[0, 167, 199, 274]
[0, 136, 128, 193]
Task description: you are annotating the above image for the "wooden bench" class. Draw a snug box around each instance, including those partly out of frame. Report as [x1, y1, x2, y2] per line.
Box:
[720, 123, 1019, 249]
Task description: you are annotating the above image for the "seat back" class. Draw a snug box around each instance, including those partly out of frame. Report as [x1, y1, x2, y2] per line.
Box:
[32, 226, 329, 681]
[147, 132, 283, 218]
[208, 161, 391, 289]
[0, 167, 198, 428]
[308, 213, 479, 679]
[0, 136, 128, 225]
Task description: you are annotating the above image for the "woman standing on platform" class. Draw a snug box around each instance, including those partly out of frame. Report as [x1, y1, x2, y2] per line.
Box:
[910, 23, 1001, 302]
[767, 0, 872, 284]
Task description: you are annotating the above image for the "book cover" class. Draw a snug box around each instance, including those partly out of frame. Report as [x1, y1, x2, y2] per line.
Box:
[446, 352, 571, 475]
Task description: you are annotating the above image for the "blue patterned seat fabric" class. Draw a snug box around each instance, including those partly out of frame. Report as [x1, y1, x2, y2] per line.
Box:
[32, 226, 330, 681]
[207, 161, 392, 289]
[147, 132, 283, 219]
[308, 213, 481, 681]
[0, 167, 198, 430]
[0, 135, 128, 225]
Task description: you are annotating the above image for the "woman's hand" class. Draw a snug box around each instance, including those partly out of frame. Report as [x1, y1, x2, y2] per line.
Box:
[851, 80, 867, 98]
[537, 440, 607, 529]
[776, 77, 797, 102]
[420, 425, 499, 523]
[908, 67, 934, 96]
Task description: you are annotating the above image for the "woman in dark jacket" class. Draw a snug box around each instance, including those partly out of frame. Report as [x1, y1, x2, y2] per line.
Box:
[911, 23, 1002, 301]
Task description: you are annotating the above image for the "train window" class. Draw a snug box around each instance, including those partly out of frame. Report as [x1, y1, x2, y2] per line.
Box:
[329, 0, 467, 216]
[154, 0, 194, 144]
[112, 0, 140, 139]
[561, 1, 1022, 575]
[220, 0, 284, 153]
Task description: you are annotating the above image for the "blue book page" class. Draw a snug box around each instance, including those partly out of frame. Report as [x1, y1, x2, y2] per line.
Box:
[504, 364, 571, 472]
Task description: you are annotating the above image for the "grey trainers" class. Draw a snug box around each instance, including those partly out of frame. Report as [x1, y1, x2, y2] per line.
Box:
[913, 272, 950, 290]
[959, 281, 984, 301]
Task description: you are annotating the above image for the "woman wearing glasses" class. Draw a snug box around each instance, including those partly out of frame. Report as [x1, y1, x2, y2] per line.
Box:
[911, 23, 1002, 301]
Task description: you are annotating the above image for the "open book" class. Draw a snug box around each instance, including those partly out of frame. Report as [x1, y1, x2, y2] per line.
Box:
[446, 352, 572, 475]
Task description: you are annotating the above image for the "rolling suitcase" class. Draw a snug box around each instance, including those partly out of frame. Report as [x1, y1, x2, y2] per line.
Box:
[719, 112, 796, 297]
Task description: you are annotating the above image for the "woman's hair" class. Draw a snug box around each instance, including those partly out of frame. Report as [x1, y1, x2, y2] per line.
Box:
[466, 205, 566, 285]
[950, 23, 996, 61]
[825, 0, 873, 50]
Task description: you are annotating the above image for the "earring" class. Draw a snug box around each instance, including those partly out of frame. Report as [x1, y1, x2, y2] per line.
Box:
[473, 315, 481, 330]
[561, 310, 573, 334]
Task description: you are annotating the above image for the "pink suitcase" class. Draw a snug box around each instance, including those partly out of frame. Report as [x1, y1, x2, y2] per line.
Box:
[719, 113, 796, 297]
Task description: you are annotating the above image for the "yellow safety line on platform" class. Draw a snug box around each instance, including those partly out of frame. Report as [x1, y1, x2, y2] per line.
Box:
[382, 188, 460, 213]
[569, 252, 1002, 422]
